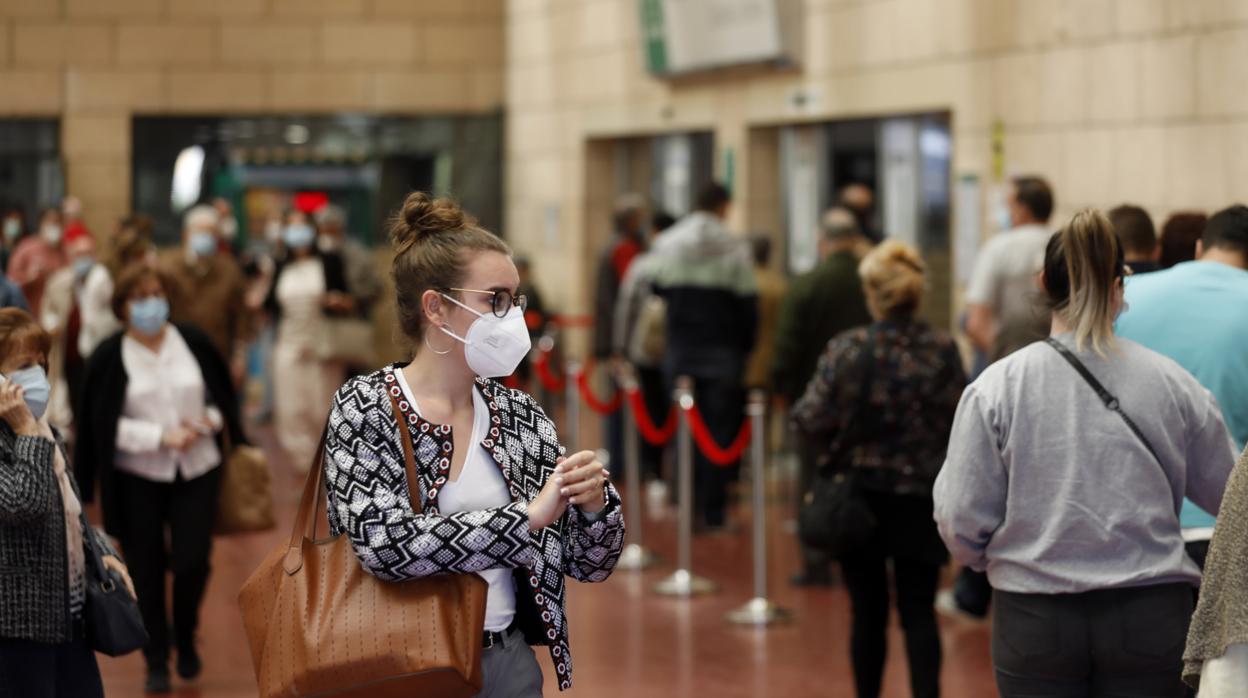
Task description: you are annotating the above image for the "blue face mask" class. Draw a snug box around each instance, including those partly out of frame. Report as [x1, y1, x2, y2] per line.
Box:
[4, 366, 51, 421]
[189, 231, 217, 258]
[73, 256, 94, 280]
[283, 224, 316, 250]
[129, 297, 170, 336]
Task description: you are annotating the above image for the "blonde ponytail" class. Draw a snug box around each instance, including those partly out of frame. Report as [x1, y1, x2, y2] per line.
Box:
[1042, 209, 1124, 355]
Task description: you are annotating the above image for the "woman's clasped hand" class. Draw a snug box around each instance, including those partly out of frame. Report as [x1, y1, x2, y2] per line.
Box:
[527, 450, 609, 530]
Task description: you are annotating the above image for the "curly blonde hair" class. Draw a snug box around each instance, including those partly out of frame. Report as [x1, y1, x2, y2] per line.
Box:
[858, 240, 926, 319]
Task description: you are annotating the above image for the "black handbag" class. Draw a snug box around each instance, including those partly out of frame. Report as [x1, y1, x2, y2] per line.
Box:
[81, 515, 148, 657]
[798, 332, 880, 558]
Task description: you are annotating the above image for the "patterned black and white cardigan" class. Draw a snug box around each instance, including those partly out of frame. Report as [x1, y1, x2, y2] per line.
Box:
[324, 364, 625, 691]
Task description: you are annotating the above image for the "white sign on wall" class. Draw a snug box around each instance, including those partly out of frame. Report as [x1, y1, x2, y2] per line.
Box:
[641, 0, 793, 75]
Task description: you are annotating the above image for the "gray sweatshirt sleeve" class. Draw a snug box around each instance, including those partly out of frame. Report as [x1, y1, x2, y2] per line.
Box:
[1183, 390, 1238, 517]
[932, 388, 1007, 572]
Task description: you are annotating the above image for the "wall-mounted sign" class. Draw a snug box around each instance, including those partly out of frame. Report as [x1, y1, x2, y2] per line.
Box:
[640, 0, 796, 76]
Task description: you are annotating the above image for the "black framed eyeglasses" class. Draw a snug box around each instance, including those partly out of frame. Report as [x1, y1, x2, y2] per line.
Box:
[447, 287, 528, 318]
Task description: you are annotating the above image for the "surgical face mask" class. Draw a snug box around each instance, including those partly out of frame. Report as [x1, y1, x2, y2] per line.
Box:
[189, 230, 217, 258]
[438, 293, 532, 378]
[72, 255, 94, 280]
[2, 366, 51, 421]
[129, 297, 170, 336]
[317, 234, 340, 253]
[3, 218, 20, 243]
[283, 223, 315, 250]
[41, 223, 63, 245]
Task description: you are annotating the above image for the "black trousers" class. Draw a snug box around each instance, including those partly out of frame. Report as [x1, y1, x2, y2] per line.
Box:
[993, 583, 1193, 698]
[0, 633, 104, 698]
[840, 492, 944, 698]
[113, 467, 221, 670]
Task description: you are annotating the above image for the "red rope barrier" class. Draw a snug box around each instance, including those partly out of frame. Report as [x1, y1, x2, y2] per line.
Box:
[625, 387, 678, 446]
[684, 403, 752, 467]
[575, 360, 623, 415]
[533, 350, 566, 392]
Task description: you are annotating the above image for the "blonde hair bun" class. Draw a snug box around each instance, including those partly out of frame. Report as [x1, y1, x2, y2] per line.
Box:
[859, 240, 926, 318]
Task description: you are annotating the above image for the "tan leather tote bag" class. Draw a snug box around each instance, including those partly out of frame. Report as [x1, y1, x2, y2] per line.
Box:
[238, 391, 488, 697]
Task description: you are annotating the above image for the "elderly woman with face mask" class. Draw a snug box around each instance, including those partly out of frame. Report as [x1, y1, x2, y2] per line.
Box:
[75, 265, 247, 693]
[0, 307, 134, 697]
[6, 207, 67, 317]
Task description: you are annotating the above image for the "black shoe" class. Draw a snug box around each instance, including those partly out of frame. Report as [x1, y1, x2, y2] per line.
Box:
[145, 667, 172, 694]
[176, 646, 203, 680]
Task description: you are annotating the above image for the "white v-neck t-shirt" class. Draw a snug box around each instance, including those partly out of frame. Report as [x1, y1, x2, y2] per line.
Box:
[395, 370, 517, 633]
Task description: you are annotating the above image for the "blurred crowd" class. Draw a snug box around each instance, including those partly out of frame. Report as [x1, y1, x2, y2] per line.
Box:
[587, 178, 1248, 698]
[2, 173, 1248, 696]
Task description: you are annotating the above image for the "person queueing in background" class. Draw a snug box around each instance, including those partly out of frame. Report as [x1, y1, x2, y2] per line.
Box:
[1117, 205, 1248, 570]
[512, 255, 549, 390]
[39, 224, 95, 434]
[793, 241, 965, 698]
[772, 207, 872, 586]
[612, 209, 678, 500]
[7, 207, 67, 318]
[942, 174, 1055, 621]
[322, 192, 624, 694]
[1108, 204, 1160, 274]
[839, 183, 883, 246]
[75, 265, 247, 694]
[265, 211, 352, 472]
[161, 205, 253, 386]
[743, 234, 787, 394]
[79, 214, 156, 361]
[2, 205, 27, 273]
[594, 194, 647, 475]
[0, 308, 136, 698]
[1160, 212, 1208, 270]
[934, 210, 1238, 697]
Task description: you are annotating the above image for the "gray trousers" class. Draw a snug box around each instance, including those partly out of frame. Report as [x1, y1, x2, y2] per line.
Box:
[476, 627, 544, 698]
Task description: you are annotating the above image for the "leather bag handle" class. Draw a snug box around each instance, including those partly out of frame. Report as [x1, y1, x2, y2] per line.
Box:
[282, 388, 425, 575]
[386, 389, 424, 516]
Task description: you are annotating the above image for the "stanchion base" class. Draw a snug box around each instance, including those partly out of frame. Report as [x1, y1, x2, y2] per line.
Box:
[725, 597, 794, 626]
[616, 544, 659, 571]
[653, 569, 718, 597]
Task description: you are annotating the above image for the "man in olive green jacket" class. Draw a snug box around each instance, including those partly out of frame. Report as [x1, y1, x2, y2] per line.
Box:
[771, 207, 871, 585]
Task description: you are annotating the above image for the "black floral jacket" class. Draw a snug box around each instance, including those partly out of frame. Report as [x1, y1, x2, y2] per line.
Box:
[324, 364, 625, 691]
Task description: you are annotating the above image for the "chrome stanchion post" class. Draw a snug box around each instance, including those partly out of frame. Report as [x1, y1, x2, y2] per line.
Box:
[565, 359, 580, 452]
[654, 376, 717, 597]
[726, 391, 792, 625]
[616, 364, 658, 571]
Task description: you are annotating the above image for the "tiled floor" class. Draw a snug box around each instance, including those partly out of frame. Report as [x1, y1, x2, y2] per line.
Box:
[96, 424, 997, 697]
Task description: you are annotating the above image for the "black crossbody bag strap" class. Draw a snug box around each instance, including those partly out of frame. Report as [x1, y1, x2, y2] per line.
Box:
[1045, 337, 1164, 468]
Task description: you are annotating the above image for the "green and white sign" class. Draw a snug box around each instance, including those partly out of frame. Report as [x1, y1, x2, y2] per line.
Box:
[639, 0, 791, 76]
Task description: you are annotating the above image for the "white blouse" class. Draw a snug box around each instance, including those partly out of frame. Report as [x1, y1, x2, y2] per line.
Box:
[78, 264, 121, 358]
[115, 327, 222, 482]
[395, 369, 517, 633]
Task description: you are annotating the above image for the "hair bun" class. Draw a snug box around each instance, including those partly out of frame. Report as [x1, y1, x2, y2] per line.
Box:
[389, 191, 474, 251]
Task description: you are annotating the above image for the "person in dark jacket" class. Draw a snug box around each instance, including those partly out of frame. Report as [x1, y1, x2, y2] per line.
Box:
[652, 183, 757, 530]
[794, 241, 966, 698]
[76, 265, 246, 694]
[772, 207, 872, 584]
[0, 307, 134, 698]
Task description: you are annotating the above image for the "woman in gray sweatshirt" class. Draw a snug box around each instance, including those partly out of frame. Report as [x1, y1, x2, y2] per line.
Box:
[933, 209, 1238, 698]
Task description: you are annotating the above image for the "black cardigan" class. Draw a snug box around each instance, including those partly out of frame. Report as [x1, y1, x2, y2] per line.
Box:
[74, 323, 247, 535]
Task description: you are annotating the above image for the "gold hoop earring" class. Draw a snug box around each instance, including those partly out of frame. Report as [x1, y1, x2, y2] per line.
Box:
[424, 328, 454, 356]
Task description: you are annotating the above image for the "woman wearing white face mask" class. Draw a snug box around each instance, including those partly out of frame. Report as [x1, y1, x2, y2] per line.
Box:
[263, 210, 353, 472]
[7, 207, 68, 317]
[75, 265, 247, 693]
[0, 307, 136, 698]
[315, 192, 624, 696]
